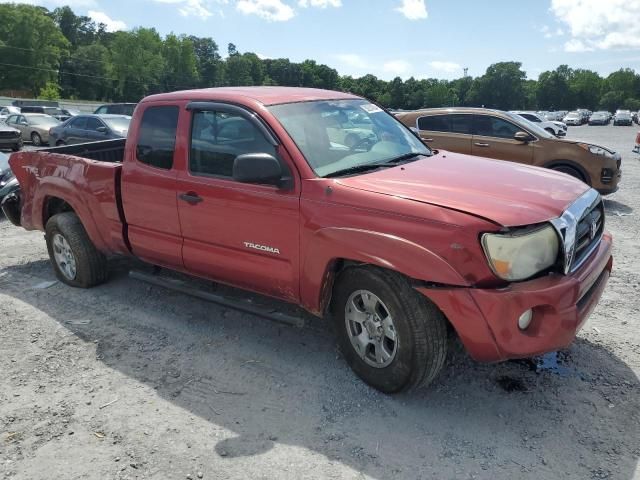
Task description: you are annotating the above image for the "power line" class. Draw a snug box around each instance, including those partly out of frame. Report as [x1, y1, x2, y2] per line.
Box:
[0, 62, 200, 91]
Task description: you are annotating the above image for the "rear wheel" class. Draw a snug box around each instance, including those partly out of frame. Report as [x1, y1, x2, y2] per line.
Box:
[31, 132, 42, 146]
[331, 267, 448, 393]
[45, 212, 108, 288]
[551, 164, 585, 182]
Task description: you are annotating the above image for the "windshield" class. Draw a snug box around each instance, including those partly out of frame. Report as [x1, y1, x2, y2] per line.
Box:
[268, 99, 430, 177]
[29, 116, 60, 127]
[103, 116, 131, 132]
[504, 112, 554, 139]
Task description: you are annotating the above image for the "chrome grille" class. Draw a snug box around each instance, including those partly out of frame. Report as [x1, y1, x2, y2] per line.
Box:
[551, 189, 603, 274]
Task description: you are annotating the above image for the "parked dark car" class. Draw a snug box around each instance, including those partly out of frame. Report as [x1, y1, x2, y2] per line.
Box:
[49, 114, 131, 146]
[613, 111, 633, 126]
[0, 151, 19, 204]
[20, 105, 71, 122]
[0, 123, 22, 151]
[589, 112, 610, 125]
[93, 103, 137, 116]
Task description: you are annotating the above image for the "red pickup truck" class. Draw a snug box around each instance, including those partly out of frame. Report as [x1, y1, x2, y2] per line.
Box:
[3, 87, 612, 393]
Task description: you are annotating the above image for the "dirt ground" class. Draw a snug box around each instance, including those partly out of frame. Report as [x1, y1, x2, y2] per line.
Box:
[1, 125, 639, 480]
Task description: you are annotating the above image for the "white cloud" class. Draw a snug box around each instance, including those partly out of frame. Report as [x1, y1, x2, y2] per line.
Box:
[551, 0, 640, 51]
[153, 0, 214, 18]
[383, 59, 412, 76]
[236, 0, 295, 21]
[396, 0, 427, 20]
[429, 60, 461, 74]
[88, 10, 127, 31]
[540, 25, 564, 38]
[334, 53, 369, 69]
[298, 0, 341, 7]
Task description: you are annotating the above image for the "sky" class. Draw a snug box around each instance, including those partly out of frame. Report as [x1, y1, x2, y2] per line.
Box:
[15, 0, 640, 81]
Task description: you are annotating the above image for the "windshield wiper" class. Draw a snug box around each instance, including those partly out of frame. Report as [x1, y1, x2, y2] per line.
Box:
[381, 152, 427, 165]
[323, 163, 390, 178]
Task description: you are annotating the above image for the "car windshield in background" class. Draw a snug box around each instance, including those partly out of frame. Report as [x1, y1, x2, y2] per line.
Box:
[268, 99, 430, 177]
[29, 116, 60, 126]
[103, 117, 131, 132]
[504, 112, 554, 139]
[43, 108, 64, 116]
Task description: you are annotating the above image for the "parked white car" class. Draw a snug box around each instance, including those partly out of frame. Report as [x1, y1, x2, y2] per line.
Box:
[0, 106, 21, 124]
[510, 111, 567, 136]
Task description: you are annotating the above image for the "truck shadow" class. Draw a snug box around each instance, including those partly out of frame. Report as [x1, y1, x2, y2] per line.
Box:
[2, 258, 639, 479]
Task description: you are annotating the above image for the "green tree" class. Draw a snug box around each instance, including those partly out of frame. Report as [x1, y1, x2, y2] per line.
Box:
[52, 6, 96, 47]
[110, 28, 165, 101]
[189, 36, 223, 87]
[467, 62, 526, 109]
[598, 91, 625, 112]
[38, 81, 61, 100]
[536, 67, 572, 110]
[60, 43, 113, 100]
[162, 34, 199, 90]
[569, 69, 602, 109]
[0, 4, 69, 95]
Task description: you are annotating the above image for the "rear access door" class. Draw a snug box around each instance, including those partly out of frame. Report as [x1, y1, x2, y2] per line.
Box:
[415, 114, 473, 154]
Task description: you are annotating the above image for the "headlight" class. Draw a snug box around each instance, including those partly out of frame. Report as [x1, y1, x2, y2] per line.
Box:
[482, 224, 559, 281]
[577, 143, 614, 158]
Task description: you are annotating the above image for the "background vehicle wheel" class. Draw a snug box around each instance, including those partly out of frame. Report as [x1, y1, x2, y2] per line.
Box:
[331, 267, 448, 393]
[45, 212, 108, 288]
[11, 143, 21, 152]
[551, 165, 585, 182]
[31, 132, 42, 146]
[545, 127, 555, 135]
[56, 140, 66, 146]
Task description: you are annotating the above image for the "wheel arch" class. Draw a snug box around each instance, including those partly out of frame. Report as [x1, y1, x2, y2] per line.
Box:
[300, 227, 469, 316]
[544, 159, 591, 185]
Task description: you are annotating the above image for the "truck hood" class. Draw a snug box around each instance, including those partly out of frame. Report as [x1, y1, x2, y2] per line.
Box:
[336, 151, 590, 227]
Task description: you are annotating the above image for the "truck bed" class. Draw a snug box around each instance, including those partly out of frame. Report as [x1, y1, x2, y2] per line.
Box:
[39, 138, 126, 163]
[8, 139, 129, 255]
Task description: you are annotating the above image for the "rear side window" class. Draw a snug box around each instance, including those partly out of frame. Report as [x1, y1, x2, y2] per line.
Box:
[190, 111, 277, 178]
[69, 117, 87, 129]
[95, 106, 107, 114]
[136, 106, 179, 170]
[449, 115, 472, 134]
[417, 115, 448, 132]
[87, 117, 104, 131]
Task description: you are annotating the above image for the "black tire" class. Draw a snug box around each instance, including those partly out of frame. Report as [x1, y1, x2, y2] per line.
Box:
[545, 127, 555, 135]
[45, 212, 108, 288]
[56, 140, 66, 146]
[31, 132, 42, 146]
[331, 266, 448, 393]
[11, 142, 21, 152]
[551, 164, 585, 182]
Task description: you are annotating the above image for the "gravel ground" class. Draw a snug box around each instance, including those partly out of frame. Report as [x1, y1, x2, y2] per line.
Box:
[1, 125, 639, 480]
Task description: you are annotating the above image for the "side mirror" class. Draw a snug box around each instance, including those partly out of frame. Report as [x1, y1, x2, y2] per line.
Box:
[233, 153, 288, 187]
[96, 126, 108, 133]
[514, 131, 533, 142]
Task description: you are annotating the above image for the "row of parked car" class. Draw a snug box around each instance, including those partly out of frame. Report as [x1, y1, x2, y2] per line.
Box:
[562, 109, 637, 126]
[0, 103, 136, 151]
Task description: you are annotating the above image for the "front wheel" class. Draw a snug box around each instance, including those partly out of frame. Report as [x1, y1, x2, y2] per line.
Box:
[45, 212, 108, 288]
[331, 267, 448, 393]
[545, 127, 555, 135]
[551, 164, 586, 182]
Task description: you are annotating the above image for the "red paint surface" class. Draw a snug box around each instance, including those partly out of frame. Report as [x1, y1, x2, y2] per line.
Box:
[9, 87, 614, 362]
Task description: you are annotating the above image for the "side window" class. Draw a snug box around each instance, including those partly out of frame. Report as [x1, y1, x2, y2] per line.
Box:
[417, 115, 449, 132]
[69, 117, 87, 129]
[473, 116, 520, 139]
[6, 115, 16, 124]
[95, 106, 107, 114]
[190, 111, 277, 179]
[136, 106, 179, 170]
[522, 114, 539, 122]
[86, 117, 104, 131]
[449, 114, 472, 134]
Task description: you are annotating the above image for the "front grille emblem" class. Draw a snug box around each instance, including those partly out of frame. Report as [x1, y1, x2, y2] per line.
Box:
[589, 218, 598, 240]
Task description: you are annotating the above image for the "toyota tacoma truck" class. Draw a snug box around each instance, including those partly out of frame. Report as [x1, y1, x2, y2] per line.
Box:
[2, 87, 613, 394]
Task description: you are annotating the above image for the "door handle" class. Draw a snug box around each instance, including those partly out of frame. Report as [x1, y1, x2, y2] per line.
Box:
[179, 192, 203, 205]
[474, 142, 490, 147]
[423, 138, 434, 142]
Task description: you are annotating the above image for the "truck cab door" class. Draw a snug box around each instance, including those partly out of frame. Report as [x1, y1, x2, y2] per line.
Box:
[175, 104, 301, 302]
[121, 105, 184, 269]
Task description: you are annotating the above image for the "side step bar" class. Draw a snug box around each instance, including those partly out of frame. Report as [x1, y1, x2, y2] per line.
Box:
[129, 270, 305, 328]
